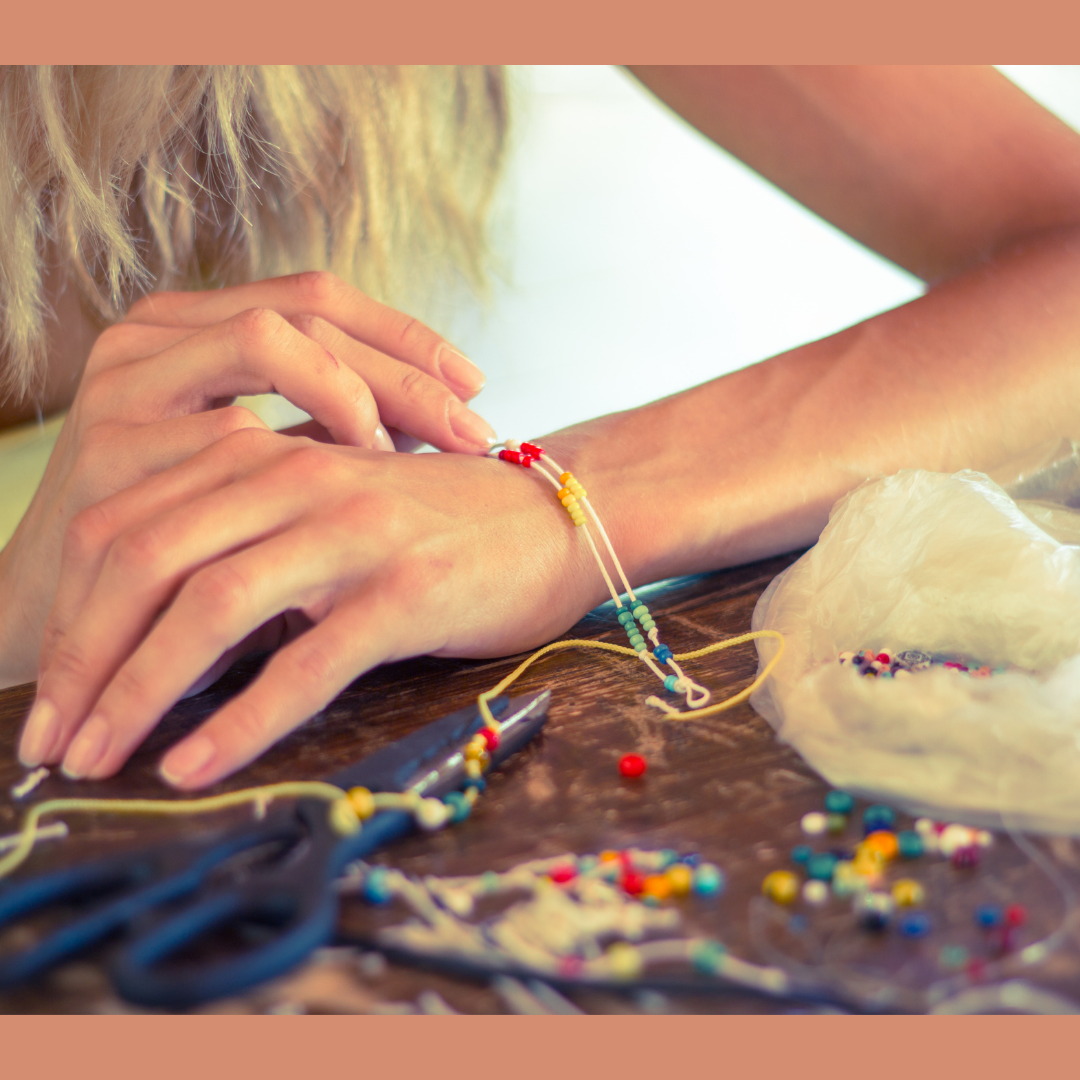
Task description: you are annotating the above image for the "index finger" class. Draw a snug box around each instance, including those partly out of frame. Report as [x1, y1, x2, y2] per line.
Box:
[126, 272, 486, 401]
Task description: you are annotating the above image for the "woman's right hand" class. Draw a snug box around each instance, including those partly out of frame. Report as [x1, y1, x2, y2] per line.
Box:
[0, 272, 497, 688]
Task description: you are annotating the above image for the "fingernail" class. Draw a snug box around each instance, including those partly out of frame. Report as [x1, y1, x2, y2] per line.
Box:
[19, 699, 60, 767]
[438, 346, 486, 398]
[160, 735, 215, 786]
[448, 400, 497, 449]
[373, 425, 396, 452]
[61, 714, 110, 779]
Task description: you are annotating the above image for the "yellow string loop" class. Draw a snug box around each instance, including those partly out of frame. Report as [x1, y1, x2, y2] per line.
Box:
[0, 781, 345, 883]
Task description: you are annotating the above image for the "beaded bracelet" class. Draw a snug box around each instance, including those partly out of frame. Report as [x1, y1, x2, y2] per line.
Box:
[490, 440, 782, 720]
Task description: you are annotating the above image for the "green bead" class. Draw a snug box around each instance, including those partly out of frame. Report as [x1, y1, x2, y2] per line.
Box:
[632, 604, 649, 619]
[897, 830, 924, 859]
[617, 610, 636, 626]
[629, 634, 645, 648]
[691, 939, 727, 975]
[640, 618, 656, 631]
[824, 790, 855, 815]
[806, 852, 838, 881]
[826, 813, 848, 835]
[443, 791, 471, 823]
[634, 642, 647, 652]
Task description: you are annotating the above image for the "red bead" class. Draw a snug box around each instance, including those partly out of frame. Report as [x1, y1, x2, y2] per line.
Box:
[965, 957, 987, 982]
[951, 844, 980, 869]
[559, 956, 583, 977]
[479, 727, 501, 751]
[549, 864, 576, 884]
[498, 449, 518, 463]
[875, 653, 890, 664]
[520, 442, 545, 458]
[618, 753, 647, 779]
[621, 870, 645, 896]
[1004, 903, 1027, 928]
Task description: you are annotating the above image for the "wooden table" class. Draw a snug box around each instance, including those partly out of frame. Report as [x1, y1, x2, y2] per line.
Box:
[3, 554, 1080, 1014]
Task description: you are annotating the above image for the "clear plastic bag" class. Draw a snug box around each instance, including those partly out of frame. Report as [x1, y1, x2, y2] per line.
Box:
[750, 459, 1080, 833]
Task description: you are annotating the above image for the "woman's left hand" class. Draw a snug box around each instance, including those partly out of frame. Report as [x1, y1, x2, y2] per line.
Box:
[18, 430, 604, 787]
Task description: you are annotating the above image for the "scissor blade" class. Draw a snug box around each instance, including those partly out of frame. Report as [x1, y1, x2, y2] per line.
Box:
[324, 690, 550, 795]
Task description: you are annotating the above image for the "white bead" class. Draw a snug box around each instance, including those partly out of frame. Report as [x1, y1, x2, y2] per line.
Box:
[802, 880, 829, 905]
[838, 651, 855, 665]
[914, 817, 936, 836]
[976, 830, 994, 848]
[938, 824, 975, 857]
[801, 812, 828, 836]
[415, 798, 449, 831]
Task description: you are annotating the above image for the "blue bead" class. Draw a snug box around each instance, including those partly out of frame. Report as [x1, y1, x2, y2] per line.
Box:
[791, 844, 813, 865]
[443, 791, 471, 823]
[663, 675, 678, 692]
[899, 911, 932, 938]
[862, 804, 896, 834]
[975, 904, 1004, 928]
[681, 853, 702, 867]
[363, 867, 393, 904]
[692, 863, 725, 897]
[806, 852, 838, 881]
[824, 790, 855, 815]
[463, 776, 486, 792]
[691, 939, 727, 975]
[654, 645, 673, 663]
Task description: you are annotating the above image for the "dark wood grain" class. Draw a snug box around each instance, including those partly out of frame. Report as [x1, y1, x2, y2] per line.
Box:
[3, 554, 1080, 1014]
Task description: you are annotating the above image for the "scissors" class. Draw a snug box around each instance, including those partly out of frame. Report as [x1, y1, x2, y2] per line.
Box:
[0, 690, 549, 1008]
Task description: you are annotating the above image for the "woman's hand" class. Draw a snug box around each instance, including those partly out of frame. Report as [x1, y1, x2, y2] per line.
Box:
[18, 434, 600, 786]
[0, 272, 496, 687]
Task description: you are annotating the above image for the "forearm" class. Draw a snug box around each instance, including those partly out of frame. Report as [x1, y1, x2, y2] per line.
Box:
[542, 224, 1080, 588]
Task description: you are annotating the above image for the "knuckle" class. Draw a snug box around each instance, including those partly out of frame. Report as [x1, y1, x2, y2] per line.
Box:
[293, 270, 344, 308]
[392, 314, 434, 358]
[396, 364, 442, 410]
[283, 442, 343, 485]
[109, 525, 170, 578]
[76, 368, 121, 418]
[184, 562, 251, 623]
[46, 640, 95, 685]
[211, 405, 264, 440]
[65, 503, 117, 562]
[229, 307, 287, 352]
[220, 424, 279, 458]
[285, 639, 338, 690]
[108, 663, 155, 712]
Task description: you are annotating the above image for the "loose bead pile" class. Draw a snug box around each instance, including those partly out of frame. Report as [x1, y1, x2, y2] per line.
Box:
[492, 440, 765, 719]
[838, 648, 1015, 679]
[343, 848, 797, 995]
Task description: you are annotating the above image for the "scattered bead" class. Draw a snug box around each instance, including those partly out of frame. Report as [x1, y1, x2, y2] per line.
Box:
[665, 864, 693, 897]
[898, 911, 932, 938]
[891, 879, 926, 907]
[854, 891, 894, 931]
[618, 753, 647, 779]
[1004, 903, 1028, 928]
[824, 790, 855, 815]
[642, 874, 672, 901]
[938, 824, 975, 857]
[861, 830, 899, 862]
[802, 880, 829, 906]
[790, 844, 813, 866]
[975, 904, 1003, 929]
[692, 863, 725, 897]
[801, 812, 828, 836]
[621, 870, 645, 896]
[826, 813, 848, 835]
[548, 864, 577, 884]
[806, 852, 839, 881]
[896, 830, 924, 859]
[951, 845, 980, 869]
[862, 805, 895, 834]
[938, 944, 969, 970]
[762, 870, 800, 905]
[914, 818, 936, 836]
[831, 861, 869, 898]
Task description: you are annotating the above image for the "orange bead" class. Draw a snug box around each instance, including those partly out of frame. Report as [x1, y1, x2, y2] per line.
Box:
[642, 874, 672, 901]
[862, 831, 899, 862]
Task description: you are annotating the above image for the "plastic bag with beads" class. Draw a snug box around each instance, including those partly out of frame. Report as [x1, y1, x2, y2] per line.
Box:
[749, 439, 1080, 834]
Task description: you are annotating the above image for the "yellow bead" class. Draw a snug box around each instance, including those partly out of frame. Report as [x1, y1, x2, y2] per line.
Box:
[891, 879, 926, 907]
[328, 798, 361, 837]
[599, 850, 620, 862]
[465, 741, 485, 760]
[347, 786, 376, 820]
[560, 494, 574, 507]
[465, 759, 482, 779]
[862, 831, 899, 862]
[665, 864, 693, 897]
[642, 874, 672, 901]
[463, 786, 480, 805]
[762, 870, 800, 905]
[606, 942, 643, 980]
[560, 472, 573, 485]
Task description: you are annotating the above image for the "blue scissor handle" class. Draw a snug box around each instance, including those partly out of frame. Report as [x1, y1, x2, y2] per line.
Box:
[110, 808, 413, 1007]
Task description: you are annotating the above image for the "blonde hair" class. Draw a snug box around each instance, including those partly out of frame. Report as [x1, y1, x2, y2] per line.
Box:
[0, 65, 509, 402]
